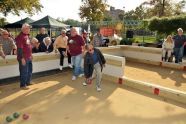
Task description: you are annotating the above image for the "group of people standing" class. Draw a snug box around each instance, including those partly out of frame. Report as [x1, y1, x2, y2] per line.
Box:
[0, 23, 106, 92]
[162, 28, 186, 63]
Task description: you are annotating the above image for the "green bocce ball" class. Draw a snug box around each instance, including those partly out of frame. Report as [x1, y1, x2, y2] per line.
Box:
[6, 116, 13, 122]
[13, 112, 20, 118]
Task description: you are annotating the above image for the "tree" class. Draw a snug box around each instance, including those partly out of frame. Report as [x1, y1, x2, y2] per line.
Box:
[118, 14, 124, 21]
[174, 0, 186, 15]
[124, 10, 137, 20]
[0, 0, 43, 16]
[79, 0, 107, 21]
[142, 0, 186, 18]
[103, 13, 113, 21]
[63, 19, 81, 27]
[124, 5, 146, 20]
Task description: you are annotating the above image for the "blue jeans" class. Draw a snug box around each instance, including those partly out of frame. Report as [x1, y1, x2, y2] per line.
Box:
[71, 54, 83, 76]
[18, 59, 33, 87]
[174, 46, 184, 63]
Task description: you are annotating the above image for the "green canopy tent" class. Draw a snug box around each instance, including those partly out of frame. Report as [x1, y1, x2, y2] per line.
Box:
[3, 17, 35, 37]
[30, 15, 69, 37]
[4, 17, 34, 28]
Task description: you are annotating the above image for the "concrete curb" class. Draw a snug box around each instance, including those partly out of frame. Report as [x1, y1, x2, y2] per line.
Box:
[122, 76, 186, 105]
[102, 75, 186, 105]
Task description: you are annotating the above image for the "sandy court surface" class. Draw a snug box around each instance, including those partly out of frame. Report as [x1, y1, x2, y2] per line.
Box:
[125, 61, 186, 91]
[0, 71, 186, 124]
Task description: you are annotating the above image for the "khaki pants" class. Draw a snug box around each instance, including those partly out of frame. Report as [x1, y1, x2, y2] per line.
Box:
[92, 62, 102, 88]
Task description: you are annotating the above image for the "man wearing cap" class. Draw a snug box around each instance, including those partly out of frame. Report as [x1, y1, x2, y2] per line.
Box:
[173, 28, 186, 63]
[92, 29, 103, 47]
[15, 23, 33, 89]
[54, 30, 72, 70]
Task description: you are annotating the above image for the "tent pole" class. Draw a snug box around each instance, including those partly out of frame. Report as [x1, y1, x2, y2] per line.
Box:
[50, 28, 52, 37]
[32, 28, 33, 37]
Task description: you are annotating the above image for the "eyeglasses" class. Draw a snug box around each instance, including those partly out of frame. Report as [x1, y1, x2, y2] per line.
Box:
[3, 34, 9, 35]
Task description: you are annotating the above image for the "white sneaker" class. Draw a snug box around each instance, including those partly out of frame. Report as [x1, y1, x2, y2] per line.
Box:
[68, 64, 73, 68]
[82, 82, 87, 86]
[78, 73, 84, 78]
[96, 87, 101, 92]
[59, 66, 63, 70]
[72, 76, 76, 80]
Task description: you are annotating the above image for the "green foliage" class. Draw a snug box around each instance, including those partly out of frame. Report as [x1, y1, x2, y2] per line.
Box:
[120, 38, 135, 45]
[118, 14, 124, 21]
[142, 0, 186, 18]
[103, 13, 113, 21]
[63, 19, 81, 27]
[79, 0, 107, 21]
[125, 0, 186, 20]
[148, 15, 186, 35]
[0, 17, 7, 27]
[0, 0, 43, 16]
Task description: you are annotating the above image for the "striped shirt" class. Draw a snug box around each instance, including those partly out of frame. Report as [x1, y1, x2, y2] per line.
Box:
[0, 36, 16, 55]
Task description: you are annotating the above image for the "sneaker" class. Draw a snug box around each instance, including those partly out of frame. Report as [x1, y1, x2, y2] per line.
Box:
[20, 86, 29, 90]
[72, 76, 77, 80]
[96, 87, 101, 92]
[68, 64, 73, 68]
[82, 82, 87, 86]
[59, 66, 63, 70]
[78, 73, 84, 78]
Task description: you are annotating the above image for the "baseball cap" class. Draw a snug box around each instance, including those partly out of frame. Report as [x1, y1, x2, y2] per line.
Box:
[61, 29, 66, 34]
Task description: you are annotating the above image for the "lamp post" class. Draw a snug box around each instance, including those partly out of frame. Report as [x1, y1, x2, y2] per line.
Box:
[123, 6, 125, 38]
[142, 20, 145, 46]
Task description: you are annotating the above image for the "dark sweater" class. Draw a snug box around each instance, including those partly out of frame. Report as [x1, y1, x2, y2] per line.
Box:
[39, 42, 53, 53]
[84, 48, 106, 78]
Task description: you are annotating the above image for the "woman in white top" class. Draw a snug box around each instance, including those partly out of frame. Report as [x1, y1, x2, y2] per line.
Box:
[162, 35, 174, 62]
[54, 30, 72, 70]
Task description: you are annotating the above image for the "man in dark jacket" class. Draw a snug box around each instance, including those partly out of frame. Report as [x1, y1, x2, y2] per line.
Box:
[83, 44, 106, 92]
[35, 27, 49, 43]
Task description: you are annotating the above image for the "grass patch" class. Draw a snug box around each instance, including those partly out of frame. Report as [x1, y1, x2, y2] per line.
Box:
[134, 36, 156, 43]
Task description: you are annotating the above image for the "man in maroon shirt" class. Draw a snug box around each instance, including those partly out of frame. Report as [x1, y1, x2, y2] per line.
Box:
[15, 23, 33, 89]
[68, 27, 85, 80]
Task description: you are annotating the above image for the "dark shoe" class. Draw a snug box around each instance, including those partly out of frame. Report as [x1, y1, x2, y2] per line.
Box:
[168, 57, 172, 62]
[27, 83, 34, 86]
[162, 57, 165, 62]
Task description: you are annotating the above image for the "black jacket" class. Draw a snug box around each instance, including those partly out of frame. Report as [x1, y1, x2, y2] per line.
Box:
[84, 48, 106, 78]
[36, 34, 49, 43]
[39, 42, 53, 53]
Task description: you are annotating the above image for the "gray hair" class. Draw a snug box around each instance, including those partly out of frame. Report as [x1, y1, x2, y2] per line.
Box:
[44, 37, 51, 42]
[31, 38, 38, 43]
[177, 28, 183, 32]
